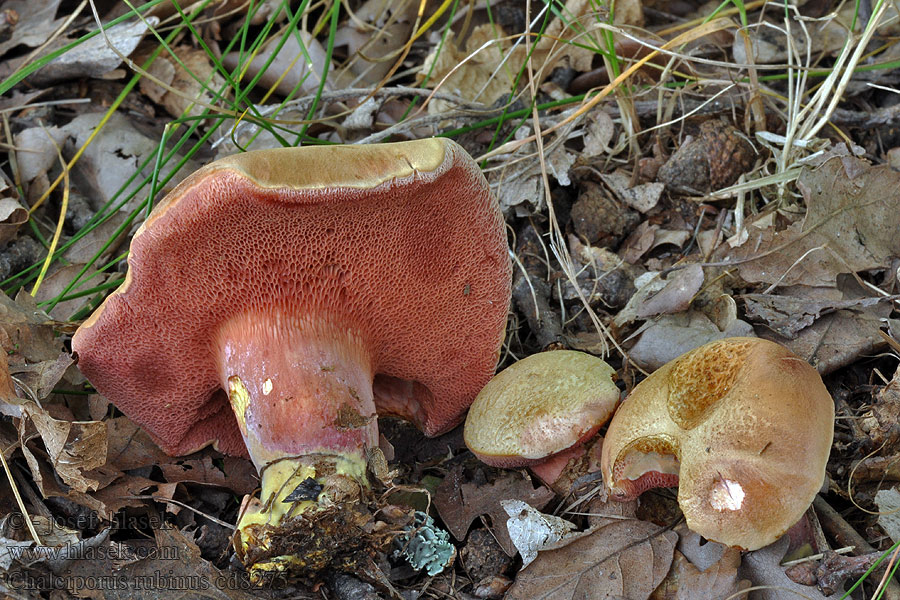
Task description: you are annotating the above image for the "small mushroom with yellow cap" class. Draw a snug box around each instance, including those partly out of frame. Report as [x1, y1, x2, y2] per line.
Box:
[464, 350, 620, 484]
[599, 337, 834, 550]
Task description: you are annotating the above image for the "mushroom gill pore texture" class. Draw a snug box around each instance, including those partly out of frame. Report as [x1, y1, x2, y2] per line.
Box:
[72, 138, 512, 571]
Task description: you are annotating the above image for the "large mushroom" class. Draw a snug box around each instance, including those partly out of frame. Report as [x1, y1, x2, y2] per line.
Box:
[600, 337, 834, 550]
[72, 138, 511, 575]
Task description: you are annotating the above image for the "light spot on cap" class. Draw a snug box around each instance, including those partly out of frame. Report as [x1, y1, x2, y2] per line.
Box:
[263, 378, 273, 396]
[709, 477, 744, 511]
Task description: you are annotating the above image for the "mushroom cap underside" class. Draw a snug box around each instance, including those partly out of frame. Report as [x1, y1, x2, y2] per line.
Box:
[73, 139, 512, 456]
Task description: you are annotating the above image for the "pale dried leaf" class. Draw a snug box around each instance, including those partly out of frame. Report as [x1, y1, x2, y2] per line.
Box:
[0, 0, 64, 56]
[223, 29, 331, 97]
[13, 125, 67, 185]
[875, 487, 900, 543]
[28, 17, 157, 86]
[628, 311, 755, 371]
[503, 500, 576, 568]
[600, 171, 663, 213]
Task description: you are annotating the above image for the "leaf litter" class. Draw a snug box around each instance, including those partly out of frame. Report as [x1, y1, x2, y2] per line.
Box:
[3, 0, 900, 598]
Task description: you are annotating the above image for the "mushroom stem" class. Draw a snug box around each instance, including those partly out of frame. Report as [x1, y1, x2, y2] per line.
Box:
[214, 313, 378, 549]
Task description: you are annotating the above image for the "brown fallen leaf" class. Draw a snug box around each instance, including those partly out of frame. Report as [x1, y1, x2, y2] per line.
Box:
[434, 466, 554, 556]
[158, 455, 257, 496]
[760, 276, 899, 374]
[720, 149, 900, 288]
[24, 404, 115, 494]
[104, 417, 171, 471]
[739, 536, 829, 600]
[651, 528, 748, 599]
[138, 44, 226, 120]
[505, 518, 677, 600]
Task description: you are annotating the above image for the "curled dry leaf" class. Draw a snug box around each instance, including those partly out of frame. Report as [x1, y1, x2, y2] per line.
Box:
[26, 17, 157, 86]
[139, 44, 226, 120]
[634, 264, 705, 319]
[763, 276, 900, 375]
[615, 265, 705, 328]
[0, 171, 27, 246]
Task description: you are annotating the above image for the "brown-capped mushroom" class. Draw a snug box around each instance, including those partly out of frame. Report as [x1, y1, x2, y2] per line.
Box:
[600, 337, 834, 550]
[72, 138, 511, 575]
[464, 350, 619, 473]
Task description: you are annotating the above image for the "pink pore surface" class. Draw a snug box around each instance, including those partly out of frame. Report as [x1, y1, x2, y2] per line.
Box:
[609, 470, 680, 501]
[73, 149, 511, 457]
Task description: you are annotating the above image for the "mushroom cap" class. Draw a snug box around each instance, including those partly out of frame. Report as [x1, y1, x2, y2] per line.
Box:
[73, 138, 511, 457]
[464, 350, 619, 467]
[600, 337, 834, 550]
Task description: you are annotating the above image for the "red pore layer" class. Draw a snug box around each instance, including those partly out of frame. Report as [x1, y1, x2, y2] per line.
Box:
[73, 141, 511, 457]
[608, 470, 680, 500]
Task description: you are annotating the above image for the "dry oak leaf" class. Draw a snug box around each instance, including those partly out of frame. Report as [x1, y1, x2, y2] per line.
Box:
[434, 466, 554, 556]
[719, 152, 900, 288]
[651, 528, 749, 599]
[505, 518, 677, 600]
[760, 276, 899, 374]
[738, 536, 829, 600]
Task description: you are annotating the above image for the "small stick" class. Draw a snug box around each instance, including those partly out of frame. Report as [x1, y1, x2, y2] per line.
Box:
[814, 496, 900, 600]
